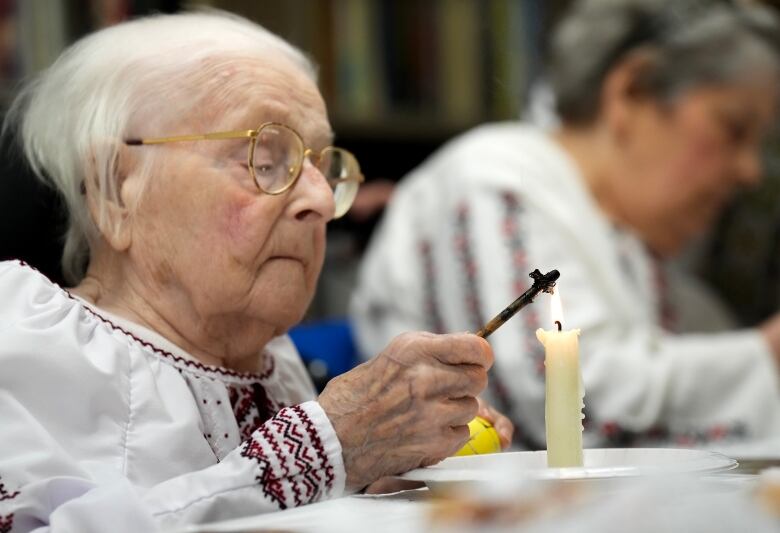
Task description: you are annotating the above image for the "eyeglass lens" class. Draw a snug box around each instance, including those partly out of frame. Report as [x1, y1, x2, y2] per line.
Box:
[319, 148, 360, 218]
[252, 124, 360, 218]
[252, 125, 300, 193]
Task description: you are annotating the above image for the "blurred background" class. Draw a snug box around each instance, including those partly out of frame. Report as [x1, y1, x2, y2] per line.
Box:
[1, 0, 780, 387]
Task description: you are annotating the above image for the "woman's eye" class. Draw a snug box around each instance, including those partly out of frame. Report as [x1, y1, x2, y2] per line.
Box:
[726, 122, 748, 143]
[716, 112, 750, 144]
[255, 162, 276, 174]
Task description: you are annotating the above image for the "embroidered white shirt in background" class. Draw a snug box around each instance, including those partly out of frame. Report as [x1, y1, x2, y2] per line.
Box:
[352, 122, 780, 450]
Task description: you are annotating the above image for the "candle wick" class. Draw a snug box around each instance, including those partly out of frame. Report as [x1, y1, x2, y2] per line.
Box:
[555, 320, 562, 332]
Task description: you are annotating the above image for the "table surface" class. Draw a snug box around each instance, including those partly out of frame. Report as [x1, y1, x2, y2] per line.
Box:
[176, 443, 780, 533]
[176, 474, 778, 533]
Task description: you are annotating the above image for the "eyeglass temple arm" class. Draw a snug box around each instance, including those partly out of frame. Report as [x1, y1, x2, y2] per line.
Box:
[125, 129, 256, 146]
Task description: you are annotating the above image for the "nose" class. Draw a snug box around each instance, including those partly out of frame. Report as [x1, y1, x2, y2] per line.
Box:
[734, 145, 763, 188]
[287, 160, 336, 222]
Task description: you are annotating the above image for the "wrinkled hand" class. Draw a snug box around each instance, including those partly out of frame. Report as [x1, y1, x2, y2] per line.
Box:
[318, 332, 493, 491]
[476, 397, 514, 449]
[363, 399, 515, 496]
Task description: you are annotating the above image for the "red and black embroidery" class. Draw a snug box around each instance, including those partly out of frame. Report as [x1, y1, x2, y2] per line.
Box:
[599, 420, 747, 447]
[419, 240, 445, 334]
[240, 406, 334, 510]
[230, 383, 280, 442]
[0, 476, 19, 533]
[485, 192, 546, 449]
[0, 514, 12, 533]
[454, 203, 485, 331]
[77, 303, 275, 381]
[501, 192, 545, 376]
[12, 260, 276, 382]
[0, 479, 19, 502]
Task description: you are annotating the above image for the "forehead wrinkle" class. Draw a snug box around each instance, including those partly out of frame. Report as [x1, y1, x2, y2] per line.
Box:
[202, 57, 333, 146]
[243, 100, 333, 148]
[208, 57, 324, 113]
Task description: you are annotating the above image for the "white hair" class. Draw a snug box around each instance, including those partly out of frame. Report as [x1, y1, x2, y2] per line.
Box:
[5, 10, 317, 284]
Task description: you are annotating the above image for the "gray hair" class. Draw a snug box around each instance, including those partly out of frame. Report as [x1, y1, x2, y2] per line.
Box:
[5, 11, 317, 284]
[548, 0, 780, 125]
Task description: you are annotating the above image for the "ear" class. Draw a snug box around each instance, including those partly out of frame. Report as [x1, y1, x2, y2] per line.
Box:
[84, 143, 142, 253]
[600, 49, 661, 144]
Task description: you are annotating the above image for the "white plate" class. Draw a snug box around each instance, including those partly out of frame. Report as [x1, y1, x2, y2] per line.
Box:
[399, 448, 737, 484]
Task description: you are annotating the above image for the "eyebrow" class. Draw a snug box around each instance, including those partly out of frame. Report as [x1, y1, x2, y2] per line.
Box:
[246, 107, 334, 147]
[314, 126, 335, 148]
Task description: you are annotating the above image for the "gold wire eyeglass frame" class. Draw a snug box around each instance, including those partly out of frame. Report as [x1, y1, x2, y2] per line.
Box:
[124, 121, 365, 201]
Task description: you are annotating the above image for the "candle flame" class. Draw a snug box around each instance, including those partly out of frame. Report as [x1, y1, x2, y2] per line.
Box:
[551, 287, 565, 327]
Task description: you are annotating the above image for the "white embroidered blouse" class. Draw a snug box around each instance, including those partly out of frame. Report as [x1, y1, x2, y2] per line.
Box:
[0, 260, 345, 532]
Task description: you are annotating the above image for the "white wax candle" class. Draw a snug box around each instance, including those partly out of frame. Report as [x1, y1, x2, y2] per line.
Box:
[536, 289, 584, 468]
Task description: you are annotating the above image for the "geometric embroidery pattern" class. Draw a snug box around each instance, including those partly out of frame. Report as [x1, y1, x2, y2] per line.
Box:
[0, 478, 18, 502]
[230, 383, 280, 442]
[0, 514, 13, 533]
[419, 240, 445, 334]
[599, 420, 747, 447]
[16, 260, 277, 382]
[500, 191, 545, 376]
[454, 202, 485, 331]
[239, 405, 334, 510]
[0, 476, 19, 533]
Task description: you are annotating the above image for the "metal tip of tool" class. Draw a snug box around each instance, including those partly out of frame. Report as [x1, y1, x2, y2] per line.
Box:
[529, 269, 559, 294]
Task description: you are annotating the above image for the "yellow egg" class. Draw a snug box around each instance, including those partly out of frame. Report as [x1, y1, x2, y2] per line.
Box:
[454, 416, 502, 456]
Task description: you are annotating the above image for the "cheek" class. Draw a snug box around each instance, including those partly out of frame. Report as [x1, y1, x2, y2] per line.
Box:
[307, 226, 327, 281]
[218, 192, 283, 260]
[671, 137, 731, 198]
[222, 195, 257, 242]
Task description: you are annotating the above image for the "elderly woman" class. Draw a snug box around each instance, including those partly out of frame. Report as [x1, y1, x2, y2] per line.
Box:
[353, 0, 780, 450]
[0, 12, 512, 533]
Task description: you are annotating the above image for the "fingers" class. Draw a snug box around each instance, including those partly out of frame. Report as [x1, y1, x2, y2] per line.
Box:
[439, 397, 479, 427]
[493, 417, 514, 449]
[477, 398, 514, 449]
[327, 331, 499, 490]
[425, 333, 494, 369]
[447, 424, 470, 453]
[476, 396, 493, 421]
[386, 332, 492, 399]
[421, 362, 488, 399]
[364, 478, 425, 495]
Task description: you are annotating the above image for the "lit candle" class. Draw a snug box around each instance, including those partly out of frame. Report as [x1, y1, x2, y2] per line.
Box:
[536, 288, 584, 468]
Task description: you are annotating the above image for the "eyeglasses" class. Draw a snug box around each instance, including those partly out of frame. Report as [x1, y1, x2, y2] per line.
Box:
[125, 122, 364, 218]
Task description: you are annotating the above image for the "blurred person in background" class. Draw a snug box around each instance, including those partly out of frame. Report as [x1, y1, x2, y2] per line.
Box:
[353, 0, 780, 450]
[0, 11, 512, 532]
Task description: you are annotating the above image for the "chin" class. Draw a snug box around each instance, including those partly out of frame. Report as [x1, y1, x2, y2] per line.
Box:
[264, 292, 312, 333]
[279, 307, 308, 332]
[657, 227, 706, 258]
[645, 231, 687, 258]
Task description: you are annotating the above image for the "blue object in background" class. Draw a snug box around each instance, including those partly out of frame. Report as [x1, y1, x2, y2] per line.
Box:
[288, 318, 359, 390]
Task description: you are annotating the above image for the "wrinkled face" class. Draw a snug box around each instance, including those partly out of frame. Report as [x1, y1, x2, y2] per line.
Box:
[612, 79, 778, 256]
[126, 57, 335, 335]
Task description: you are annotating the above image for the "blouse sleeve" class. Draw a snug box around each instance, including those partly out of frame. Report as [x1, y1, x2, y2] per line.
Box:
[0, 396, 344, 533]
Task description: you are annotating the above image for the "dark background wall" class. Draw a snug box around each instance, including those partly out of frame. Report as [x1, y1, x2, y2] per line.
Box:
[3, 0, 780, 329]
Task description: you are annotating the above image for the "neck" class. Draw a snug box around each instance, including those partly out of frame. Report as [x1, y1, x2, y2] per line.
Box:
[553, 125, 629, 228]
[70, 250, 274, 373]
